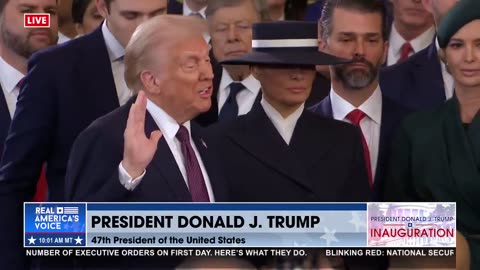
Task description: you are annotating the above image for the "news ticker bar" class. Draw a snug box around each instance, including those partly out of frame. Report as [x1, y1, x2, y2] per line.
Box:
[25, 247, 456, 259]
[24, 203, 456, 248]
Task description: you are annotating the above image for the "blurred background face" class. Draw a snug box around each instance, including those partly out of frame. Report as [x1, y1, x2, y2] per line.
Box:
[422, 0, 459, 26]
[391, 0, 433, 29]
[96, 0, 167, 47]
[0, 0, 58, 58]
[157, 36, 213, 121]
[253, 65, 316, 110]
[266, 0, 286, 8]
[57, 0, 73, 25]
[444, 20, 480, 89]
[76, 0, 103, 35]
[209, 1, 260, 62]
[323, 8, 387, 90]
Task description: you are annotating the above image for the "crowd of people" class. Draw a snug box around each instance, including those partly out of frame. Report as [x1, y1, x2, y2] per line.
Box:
[0, 0, 478, 269]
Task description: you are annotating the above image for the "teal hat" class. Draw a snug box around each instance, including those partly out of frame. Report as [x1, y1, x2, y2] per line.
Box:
[438, 0, 480, 48]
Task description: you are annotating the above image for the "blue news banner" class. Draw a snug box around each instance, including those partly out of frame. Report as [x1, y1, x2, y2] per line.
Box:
[24, 203, 368, 248]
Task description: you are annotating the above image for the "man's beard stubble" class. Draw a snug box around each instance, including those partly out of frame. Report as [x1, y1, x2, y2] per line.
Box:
[333, 57, 380, 90]
[0, 21, 57, 59]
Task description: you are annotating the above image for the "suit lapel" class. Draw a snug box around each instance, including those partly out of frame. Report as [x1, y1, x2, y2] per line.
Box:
[77, 27, 120, 113]
[144, 112, 192, 201]
[191, 124, 228, 202]
[227, 106, 313, 191]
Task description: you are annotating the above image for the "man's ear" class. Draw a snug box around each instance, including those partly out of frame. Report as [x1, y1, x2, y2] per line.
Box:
[318, 38, 328, 52]
[96, 0, 110, 18]
[140, 70, 162, 94]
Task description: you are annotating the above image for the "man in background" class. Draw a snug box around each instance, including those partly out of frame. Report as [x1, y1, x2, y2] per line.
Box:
[168, 0, 208, 18]
[72, 0, 104, 36]
[386, 0, 435, 65]
[380, 0, 460, 110]
[311, 0, 408, 202]
[195, 0, 266, 126]
[57, 0, 76, 42]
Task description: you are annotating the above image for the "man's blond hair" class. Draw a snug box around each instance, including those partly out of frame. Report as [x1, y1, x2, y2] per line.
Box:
[124, 15, 207, 93]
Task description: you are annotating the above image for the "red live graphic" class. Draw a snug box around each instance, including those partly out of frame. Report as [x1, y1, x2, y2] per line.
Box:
[24, 13, 50, 28]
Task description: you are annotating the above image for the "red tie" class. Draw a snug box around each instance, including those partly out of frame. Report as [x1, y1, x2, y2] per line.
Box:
[346, 109, 373, 187]
[176, 125, 210, 202]
[397, 42, 413, 63]
[17, 78, 48, 202]
[32, 167, 48, 202]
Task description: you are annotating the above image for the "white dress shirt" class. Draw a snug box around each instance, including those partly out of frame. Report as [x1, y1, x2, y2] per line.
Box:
[119, 99, 215, 202]
[101, 21, 132, 106]
[387, 24, 435, 66]
[330, 86, 382, 180]
[261, 98, 304, 145]
[57, 32, 71, 44]
[182, 1, 207, 18]
[182, 1, 210, 43]
[0, 57, 24, 118]
[218, 68, 262, 116]
[435, 39, 455, 100]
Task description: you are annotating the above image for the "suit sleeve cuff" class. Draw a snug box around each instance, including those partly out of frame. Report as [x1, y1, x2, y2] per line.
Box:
[118, 162, 145, 191]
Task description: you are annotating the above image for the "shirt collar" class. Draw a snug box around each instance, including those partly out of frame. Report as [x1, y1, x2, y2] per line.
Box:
[0, 56, 24, 93]
[146, 98, 191, 141]
[390, 24, 436, 55]
[57, 32, 71, 44]
[101, 20, 125, 62]
[261, 98, 304, 135]
[219, 68, 261, 96]
[330, 85, 383, 124]
[183, 1, 207, 18]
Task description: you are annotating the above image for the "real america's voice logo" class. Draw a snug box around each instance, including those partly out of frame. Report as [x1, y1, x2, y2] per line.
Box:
[24, 13, 50, 28]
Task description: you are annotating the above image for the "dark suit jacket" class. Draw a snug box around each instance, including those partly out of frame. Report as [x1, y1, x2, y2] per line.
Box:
[310, 95, 410, 201]
[380, 41, 446, 111]
[65, 100, 227, 269]
[307, 73, 330, 107]
[0, 26, 120, 269]
[65, 100, 227, 203]
[194, 64, 262, 127]
[208, 104, 371, 202]
[0, 86, 10, 158]
[167, 0, 183, 15]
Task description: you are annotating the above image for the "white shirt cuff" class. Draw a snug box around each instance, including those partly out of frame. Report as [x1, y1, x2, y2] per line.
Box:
[118, 162, 146, 191]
